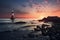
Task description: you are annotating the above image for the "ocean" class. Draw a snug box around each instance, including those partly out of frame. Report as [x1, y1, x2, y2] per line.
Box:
[0, 18, 38, 32]
[0, 19, 50, 40]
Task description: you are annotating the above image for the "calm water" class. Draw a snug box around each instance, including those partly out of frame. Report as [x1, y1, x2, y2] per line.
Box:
[0, 19, 40, 32]
[0, 19, 52, 32]
[0, 23, 50, 40]
[0, 19, 50, 40]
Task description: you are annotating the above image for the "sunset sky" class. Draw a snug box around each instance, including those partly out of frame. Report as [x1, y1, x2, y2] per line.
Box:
[0, 0, 60, 19]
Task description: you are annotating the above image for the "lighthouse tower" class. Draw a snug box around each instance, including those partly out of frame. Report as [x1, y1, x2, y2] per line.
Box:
[10, 10, 15, 23]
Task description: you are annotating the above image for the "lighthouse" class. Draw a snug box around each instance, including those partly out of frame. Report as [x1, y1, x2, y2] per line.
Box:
[10, 10, 15, 23]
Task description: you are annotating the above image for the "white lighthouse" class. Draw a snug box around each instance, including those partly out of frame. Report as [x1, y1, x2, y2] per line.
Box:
[10, 10, 15, 23]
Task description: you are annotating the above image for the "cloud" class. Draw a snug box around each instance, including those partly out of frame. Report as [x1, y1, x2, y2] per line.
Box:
[15, 0, 60, 14]
[0, 0, 60, 19]
[0, 0, 60, 14]
[0, 0, 13, 14]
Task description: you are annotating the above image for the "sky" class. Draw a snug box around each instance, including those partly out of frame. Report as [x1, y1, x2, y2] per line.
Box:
[0, 0, 60, 19]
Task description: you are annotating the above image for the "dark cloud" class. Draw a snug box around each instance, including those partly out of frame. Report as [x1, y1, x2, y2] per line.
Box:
[0, 0, 29, 14]
[0, 0, 13, 14]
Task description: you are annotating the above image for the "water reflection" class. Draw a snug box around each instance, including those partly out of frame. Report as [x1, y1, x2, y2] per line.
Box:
[0, 21, 52, 32]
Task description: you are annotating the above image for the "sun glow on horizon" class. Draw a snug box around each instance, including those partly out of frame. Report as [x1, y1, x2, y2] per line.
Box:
[10, 3, 60, 20]
[0, 0, 60, 20]
[15, 1, 60, 20]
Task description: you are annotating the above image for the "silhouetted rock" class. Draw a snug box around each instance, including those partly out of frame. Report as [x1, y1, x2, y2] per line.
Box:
[15, 21, 27, 24]
[38, 16, 60, 23]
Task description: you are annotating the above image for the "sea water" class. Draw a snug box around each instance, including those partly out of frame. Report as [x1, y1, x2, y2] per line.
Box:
[0, 19, 50, 40]
[0, 19, 37, 32]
